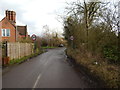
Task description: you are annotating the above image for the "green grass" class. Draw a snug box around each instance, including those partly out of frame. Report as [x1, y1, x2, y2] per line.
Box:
[8, 50, 43, 65]
[9, 54, 35, 65]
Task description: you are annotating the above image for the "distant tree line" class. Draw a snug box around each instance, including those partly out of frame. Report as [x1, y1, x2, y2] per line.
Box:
[40, 25, 64, 47]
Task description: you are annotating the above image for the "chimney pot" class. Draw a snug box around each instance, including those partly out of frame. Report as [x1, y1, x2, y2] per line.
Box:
[5, 10, 16, 25]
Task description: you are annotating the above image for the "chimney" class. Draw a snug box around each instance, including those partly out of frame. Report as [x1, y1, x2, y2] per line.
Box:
[6, 10, 9, 20]
[5, 10, 16, 25]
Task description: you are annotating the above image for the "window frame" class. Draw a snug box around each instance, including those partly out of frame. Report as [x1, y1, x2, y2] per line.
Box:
[1, 29, 10, 37]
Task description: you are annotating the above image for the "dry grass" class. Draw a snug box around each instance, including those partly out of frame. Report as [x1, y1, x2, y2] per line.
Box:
[67, 48, 120, 88]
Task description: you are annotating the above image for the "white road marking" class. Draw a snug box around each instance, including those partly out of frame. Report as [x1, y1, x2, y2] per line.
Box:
[32, 73, 42, 89]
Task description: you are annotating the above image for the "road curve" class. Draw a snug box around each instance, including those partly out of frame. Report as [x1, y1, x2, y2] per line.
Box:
[3, 48, 92, 88]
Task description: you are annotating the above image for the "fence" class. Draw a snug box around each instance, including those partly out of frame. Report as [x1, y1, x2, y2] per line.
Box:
[7, 42, 34, 60]
[2, 42, 34, 63]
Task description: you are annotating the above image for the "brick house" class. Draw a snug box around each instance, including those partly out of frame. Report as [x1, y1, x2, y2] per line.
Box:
[0, 10, 28, 42]
[17, 25, 28, 39]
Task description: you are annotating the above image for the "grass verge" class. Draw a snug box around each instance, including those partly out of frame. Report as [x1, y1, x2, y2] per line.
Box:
[8, 50, 43, 66]
[66, 47, 120, 88]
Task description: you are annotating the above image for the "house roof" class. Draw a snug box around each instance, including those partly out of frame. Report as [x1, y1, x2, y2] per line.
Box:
[17, 26, 27, 36]
[0, 17, 28, 36]
[0, 17, 16, 28]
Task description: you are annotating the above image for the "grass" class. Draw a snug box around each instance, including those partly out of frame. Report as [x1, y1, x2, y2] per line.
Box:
[66, 47, 120, 88]
[9, 56, 29, 65]
[8, 49, 43, 65]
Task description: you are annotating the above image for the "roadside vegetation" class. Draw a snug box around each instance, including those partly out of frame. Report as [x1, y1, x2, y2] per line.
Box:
[9, 50, 42, 65]
[63, 0, 120, 88]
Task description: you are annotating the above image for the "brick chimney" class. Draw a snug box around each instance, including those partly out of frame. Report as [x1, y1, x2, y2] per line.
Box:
[6, 10, 16, 25]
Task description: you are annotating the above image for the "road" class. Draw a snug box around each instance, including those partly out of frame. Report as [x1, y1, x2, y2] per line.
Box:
[3, 48, 94, 88]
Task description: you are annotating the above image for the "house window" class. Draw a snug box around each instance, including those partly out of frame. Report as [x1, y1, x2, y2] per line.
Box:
[2, 29, 10, 37]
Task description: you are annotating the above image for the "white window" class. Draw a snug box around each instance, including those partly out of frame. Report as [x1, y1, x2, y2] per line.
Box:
[2, 29, 10, 37]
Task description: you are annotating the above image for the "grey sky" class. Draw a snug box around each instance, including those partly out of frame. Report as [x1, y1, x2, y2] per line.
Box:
[0, 0, 72, 36]
[0, 0, 119, 36]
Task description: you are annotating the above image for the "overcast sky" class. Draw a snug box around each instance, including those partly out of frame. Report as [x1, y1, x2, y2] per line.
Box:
[0, 0, 119, 36]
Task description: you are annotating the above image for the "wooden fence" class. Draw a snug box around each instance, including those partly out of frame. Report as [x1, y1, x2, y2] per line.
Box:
[7, 42, 34, 60]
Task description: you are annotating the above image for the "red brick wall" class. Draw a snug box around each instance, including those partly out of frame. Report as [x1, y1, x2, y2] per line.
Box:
[0, 18, 16, 42]
[0, 20, 2, 65]
[0, 21, 2, 42]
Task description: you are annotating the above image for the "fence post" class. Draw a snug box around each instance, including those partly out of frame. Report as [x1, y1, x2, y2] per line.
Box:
[2, 41, 9, 66]
[5, 41, 7, 57]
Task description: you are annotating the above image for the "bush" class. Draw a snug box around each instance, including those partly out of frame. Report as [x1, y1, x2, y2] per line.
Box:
[103, 46, 119, 63]
[66, 48, 120, 88]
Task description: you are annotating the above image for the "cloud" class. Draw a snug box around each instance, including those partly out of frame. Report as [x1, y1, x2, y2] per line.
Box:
[0, 0, 69, 36]
[0, 0, 118, 36]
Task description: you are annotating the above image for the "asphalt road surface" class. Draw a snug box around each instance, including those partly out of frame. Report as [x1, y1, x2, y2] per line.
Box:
[3, 48, 95, 88]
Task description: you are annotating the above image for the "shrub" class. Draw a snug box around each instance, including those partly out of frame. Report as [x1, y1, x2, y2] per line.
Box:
[103, 46, 119, 63]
